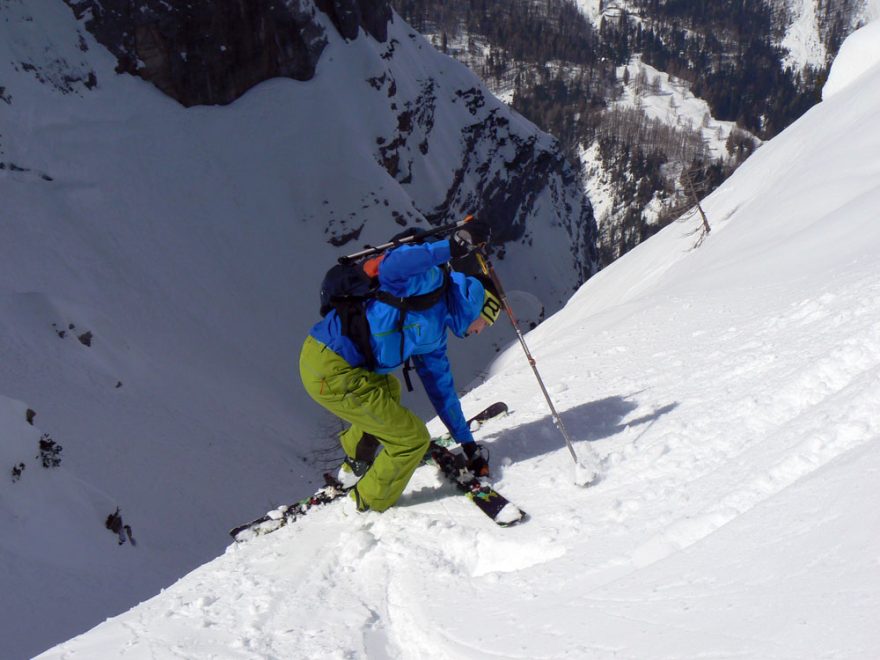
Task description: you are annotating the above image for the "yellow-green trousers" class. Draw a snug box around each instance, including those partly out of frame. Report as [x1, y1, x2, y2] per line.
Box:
[299, 335, 430, 512]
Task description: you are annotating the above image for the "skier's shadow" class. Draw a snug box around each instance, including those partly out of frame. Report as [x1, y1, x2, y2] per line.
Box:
[477, 395, 678, 464]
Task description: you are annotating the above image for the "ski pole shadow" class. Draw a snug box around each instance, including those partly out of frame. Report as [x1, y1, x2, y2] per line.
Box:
[478, 395, 679, 464]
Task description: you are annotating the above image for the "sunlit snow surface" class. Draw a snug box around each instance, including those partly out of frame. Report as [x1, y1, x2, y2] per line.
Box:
[823, 21, 880, 99]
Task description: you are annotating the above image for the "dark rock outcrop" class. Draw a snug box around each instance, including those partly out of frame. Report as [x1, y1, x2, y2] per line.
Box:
[315, 0, 392, 42]
[64, 0, 392, 106]
[61, 0, 598, 288]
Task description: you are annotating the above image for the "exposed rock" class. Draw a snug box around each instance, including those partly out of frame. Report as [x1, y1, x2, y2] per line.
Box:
[373, 67, 597, 282]
[63, 0, 392, 106]
[61, 0, 598, 288]
[315, 0, 392, 42]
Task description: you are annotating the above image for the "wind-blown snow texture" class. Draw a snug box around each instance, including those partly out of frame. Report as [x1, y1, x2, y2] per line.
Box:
[35, 21, 880, 660]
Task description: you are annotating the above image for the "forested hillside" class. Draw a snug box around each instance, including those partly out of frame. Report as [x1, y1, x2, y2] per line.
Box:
[393, 0, 868, 264]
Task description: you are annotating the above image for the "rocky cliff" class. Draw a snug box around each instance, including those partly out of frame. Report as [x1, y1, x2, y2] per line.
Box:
[64, 0, 391, 106]
[61, 0, 597, 289]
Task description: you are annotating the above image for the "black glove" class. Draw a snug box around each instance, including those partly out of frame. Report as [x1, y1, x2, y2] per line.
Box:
[453, 442, 490, 478]
[465, 442, 490, 478]
[449, 218, 491, 259]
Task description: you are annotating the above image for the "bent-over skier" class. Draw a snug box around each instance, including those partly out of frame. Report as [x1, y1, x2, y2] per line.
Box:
[299, 219, 502, 512]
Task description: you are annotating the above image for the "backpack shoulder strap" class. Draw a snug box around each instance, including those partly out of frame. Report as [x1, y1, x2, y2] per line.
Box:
[373, 266, 450, 312]
[335, 300, 378, 370]
[373, 268, 451, 391]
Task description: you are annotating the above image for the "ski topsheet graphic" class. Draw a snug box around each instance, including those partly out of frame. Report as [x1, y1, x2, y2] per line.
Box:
[427, 440, 526, 526]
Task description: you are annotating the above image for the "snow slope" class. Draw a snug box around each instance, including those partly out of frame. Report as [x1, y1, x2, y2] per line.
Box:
[779, 0, 828, 69]
[614, 58, 741, 160]
[40, 24, 880, 660]
[1, 2, 591, 658]
[823, 20, 880, 99]
[777, 0, 879, 70]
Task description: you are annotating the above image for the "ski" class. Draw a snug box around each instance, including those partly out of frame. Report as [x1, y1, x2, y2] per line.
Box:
[229, 474, 350, 542]
[423, 400, 508, 464]
[467, 401, 508, 430]
[230, 401, 512, 541]
[425, 401, 525, 526]
[427, 441, 527, 527]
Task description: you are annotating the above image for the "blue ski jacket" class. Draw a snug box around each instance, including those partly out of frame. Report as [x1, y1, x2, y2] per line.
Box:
[309, 239, 486, 442]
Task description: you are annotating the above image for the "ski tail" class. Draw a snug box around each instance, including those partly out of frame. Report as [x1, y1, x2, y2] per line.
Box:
[230, 474, 350, 542]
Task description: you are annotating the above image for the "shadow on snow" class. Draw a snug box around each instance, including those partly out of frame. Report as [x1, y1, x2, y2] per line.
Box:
[477, 395, 679, 464]
[398, 395, 678, 508]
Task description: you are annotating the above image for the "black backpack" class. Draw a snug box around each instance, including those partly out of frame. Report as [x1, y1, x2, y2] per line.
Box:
[319, 250, 450, 388]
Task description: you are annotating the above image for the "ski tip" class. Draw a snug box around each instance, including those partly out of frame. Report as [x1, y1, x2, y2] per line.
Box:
[229, 518, 280, 543]
[467, 401, 509, 432]
[494, 502, 527, 526]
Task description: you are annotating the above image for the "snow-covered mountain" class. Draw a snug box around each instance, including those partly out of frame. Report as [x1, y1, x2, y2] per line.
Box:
[1, 1, 596, 657]
[401, 0, 880, 268]
[37, 18, 880, 659]
[574, 0, 878, 71]
[57, 0, 597, 285]
[770, 0, 880, 69]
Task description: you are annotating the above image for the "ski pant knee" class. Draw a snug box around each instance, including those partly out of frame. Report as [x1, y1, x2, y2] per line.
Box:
[336, 372, 401, 460]
[299, 336, 430, 509]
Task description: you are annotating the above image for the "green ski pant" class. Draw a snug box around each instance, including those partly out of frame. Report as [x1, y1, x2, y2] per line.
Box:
[299, 335, 430, 512]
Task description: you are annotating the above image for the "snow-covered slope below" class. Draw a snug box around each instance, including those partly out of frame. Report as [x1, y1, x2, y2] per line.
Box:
[614, 58, 741, 160]
[40, 24, 880, 660]
[582, 56, 758, 232]
[1, 2, 594, 657]
[779, 0, 829, 68]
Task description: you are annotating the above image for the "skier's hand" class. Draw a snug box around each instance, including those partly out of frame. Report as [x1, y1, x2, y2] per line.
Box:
[461, 442, 490, 478]
[464, 442, 490, 477]
[449, 218, 491, 259]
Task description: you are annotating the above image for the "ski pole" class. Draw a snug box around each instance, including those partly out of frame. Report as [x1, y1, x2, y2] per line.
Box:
[339, 215, 475, 264]
[475, 251, 598, 486]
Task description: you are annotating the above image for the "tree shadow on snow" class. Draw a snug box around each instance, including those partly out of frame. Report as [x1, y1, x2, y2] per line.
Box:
[478, 395, 679, 464]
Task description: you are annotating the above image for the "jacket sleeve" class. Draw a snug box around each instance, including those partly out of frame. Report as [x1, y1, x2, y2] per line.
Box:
[412, 343, 474, 444]
[379, 240, 452, 296]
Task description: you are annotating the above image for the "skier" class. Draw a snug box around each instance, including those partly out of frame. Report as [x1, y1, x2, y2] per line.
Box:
[299, 219, 502, 513]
